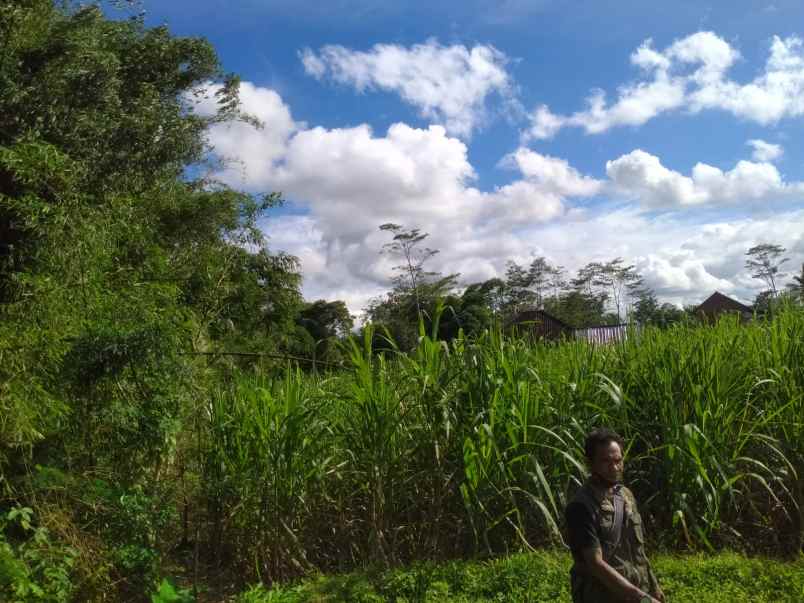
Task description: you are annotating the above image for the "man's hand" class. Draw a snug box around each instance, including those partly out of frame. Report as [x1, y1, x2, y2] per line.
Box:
[654, 587, 666, 602]
[582, 546, 658, 603]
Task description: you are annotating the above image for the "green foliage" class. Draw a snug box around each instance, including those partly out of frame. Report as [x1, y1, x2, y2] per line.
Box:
[631, 288, 685, 327]
[185, 307, 804, 589]
[236, 551, 804, 602]
[543, 289, 608, 328]
[295, 299, 355, 363]
[0, 506, 77, 603]
[102, 484, 176, 591]
[369, 223, 461, 351]
[786, 262, 804, 301]
[202, 370, 331, 577]
[0, 1, 311, 599]
[150, 578, 193, 603]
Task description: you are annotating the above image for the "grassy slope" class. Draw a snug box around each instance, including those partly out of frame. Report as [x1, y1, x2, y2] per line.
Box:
[237, 551, 804, 603]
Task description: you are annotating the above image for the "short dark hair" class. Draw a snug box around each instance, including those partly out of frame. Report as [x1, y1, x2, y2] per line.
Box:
[584, 428, 624, 462]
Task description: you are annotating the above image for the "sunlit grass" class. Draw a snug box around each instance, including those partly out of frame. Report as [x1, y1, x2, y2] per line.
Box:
[201, 307, 804, 582]
[237, 551, 804, 602]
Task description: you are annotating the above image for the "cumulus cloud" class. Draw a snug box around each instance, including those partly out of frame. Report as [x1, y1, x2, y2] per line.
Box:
[200, 81, 804, 315]
[606, 149, 804, 208]
[524, 31, 804, 139]
[503, 207, 804, 307]
[198, 81, 603, 313]
[747, 139, 783, 162]
[191, 81, 299, 188]
[300, 40, 515, 138]
[500, 148, 603, 197]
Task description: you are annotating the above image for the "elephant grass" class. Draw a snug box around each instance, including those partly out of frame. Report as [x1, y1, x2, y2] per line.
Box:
[200, 308, 804, 582]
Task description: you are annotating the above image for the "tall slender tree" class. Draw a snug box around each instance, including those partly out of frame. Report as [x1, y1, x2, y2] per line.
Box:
[547, 264, 567, 304]
[596, 258, 643, 322]
[527, 256, 553, 309]
[502, 260, 535, 317]
[379, 223, 439, 318]
[745, 243, 789, 298]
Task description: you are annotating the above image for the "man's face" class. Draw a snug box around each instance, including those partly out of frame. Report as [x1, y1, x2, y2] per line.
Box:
[591, 440, 624, 485]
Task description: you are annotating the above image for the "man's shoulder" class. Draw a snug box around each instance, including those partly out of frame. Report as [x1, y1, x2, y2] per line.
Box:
[566, 484, 597, 518]
[618, 486, 644, 516]
[619, 485, 637, 504]
[565, 498, 595, 531]
[565, 499, 588, 514]
[568, 480, 594, 502]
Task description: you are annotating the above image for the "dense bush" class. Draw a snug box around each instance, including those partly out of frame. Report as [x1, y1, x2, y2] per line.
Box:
[0, 2, 302, 599]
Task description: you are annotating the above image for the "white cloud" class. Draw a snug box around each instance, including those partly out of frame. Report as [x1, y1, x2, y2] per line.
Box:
[527, 105, 565, 140]
[525, 31, 804, 139]
[690, 35, 804, 123]
[500, 148, 603, 197]
[606, 149, 803, 208]
[665, 31, 740, 82]
[301, 40, 515, 138]
[299, 49, 326, 78]
[506, 207, 804, 307]
[191, 81, 299, 188]
[202, 81, 804, 315]
[747, 139, 783, 162]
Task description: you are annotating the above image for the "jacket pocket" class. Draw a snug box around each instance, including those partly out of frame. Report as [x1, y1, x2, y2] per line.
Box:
[631, 513, 645, 543]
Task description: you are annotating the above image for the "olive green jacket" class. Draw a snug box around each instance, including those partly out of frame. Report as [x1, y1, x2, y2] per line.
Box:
[568, 479, 661, 602]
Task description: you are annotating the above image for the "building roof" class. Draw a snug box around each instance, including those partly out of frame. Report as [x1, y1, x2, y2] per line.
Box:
[696, 291, 753, 314]
[509, 308, 572, 329]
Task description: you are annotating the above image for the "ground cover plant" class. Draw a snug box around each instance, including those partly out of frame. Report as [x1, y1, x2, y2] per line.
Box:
[237, 551, 804, 602]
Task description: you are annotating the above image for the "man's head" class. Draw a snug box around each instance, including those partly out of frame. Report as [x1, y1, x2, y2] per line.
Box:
[584, 428, 624, 486]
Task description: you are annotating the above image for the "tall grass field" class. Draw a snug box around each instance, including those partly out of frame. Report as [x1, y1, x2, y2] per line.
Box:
[198, 308, 803, 584]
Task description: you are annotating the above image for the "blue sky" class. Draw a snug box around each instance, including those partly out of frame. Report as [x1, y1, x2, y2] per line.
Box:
[127, 0, 804, 313]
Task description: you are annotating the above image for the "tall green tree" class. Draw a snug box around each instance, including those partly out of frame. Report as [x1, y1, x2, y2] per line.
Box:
[543, 289, 607, 327]
[0, 4, 303, 595]
[295, 299, 354, 362]
[595, 258, 643, 322]
[565, 262, 610, 324]
[501, 260, 535, 318]
[436, 279, 502, 340]
[631, 288, 684, 327]
[547, 263, 567, 305]
[366, 274, 459, 351]
[527, 256, 553, 309]
[379, 222, 439, 318]
[745, 243, 788, 298]
[371, 223, 460, 350]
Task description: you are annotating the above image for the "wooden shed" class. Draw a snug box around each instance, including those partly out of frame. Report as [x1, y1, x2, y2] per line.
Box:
[507, 309, 573, 341]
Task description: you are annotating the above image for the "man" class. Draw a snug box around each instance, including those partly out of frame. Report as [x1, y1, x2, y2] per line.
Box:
[565, 428, 665, 603]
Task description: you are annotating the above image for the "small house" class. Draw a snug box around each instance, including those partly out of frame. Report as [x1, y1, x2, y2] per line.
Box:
[695, 291, 753, 323]
[507, 309, 573, 341]
[508, 309, 633, 345]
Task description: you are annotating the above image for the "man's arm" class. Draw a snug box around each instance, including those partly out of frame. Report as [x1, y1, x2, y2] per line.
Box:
[624, 489, 664, 602]
[647, 560, 665, 601]
[580, 546, 660, 603]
